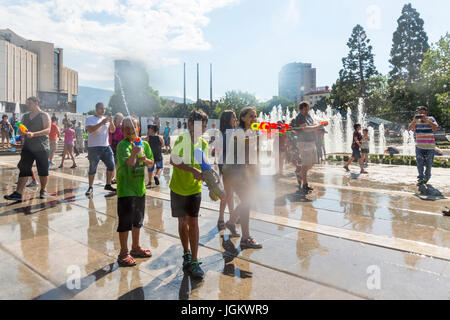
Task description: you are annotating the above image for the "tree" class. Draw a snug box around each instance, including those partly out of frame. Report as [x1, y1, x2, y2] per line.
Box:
[332, 25, 378, 113]
[421, 33, 450, 127]
[220, 90, 259, 115]
[389, 3, 429, 84]
[388, 3, 429, 122]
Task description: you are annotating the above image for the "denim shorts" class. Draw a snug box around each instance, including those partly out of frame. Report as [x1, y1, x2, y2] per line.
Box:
[147, 160, 164, 172]
[87, 146, 115, 175]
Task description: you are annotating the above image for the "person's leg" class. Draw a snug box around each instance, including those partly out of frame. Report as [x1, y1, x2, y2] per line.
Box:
[424, 149, 435, 182]
[87, 147, 100, 188]
[17, 149, 35, 194]
[101, 147, 115, 186]
[68, 145, 76, 166]
[187, 216, 199, 261]
[59, 146, 67, 167]
[358, 158, 364, 172]
[301, 165, 313, 186]
[415, 147, 425, 181]
[218, 174, 232, 222]
[119, 231, 129, 254]
[148, 167, 154, 184]
[178, 217, 189, 253]
[35, 150, 49, 192]
[344, 157, 354, 169]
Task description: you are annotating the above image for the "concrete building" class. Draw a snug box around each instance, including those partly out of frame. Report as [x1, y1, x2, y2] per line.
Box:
[0, 29, 78, 113]
[304, 86, 331, 107]
[278, 62, 316, 105]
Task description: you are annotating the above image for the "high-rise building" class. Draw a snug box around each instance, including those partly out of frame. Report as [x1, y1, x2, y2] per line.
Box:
[278, 62, 316, 105]
[0, 29, 78, 113]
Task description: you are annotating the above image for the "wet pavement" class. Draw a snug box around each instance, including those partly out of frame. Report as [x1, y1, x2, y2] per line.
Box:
[0, 154, 449, 300]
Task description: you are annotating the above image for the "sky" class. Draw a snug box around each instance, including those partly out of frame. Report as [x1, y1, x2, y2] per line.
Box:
[1, 0, 449, 102]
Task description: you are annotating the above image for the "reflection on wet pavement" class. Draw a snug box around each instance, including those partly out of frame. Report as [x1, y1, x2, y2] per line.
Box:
[0, 155, 449, 300]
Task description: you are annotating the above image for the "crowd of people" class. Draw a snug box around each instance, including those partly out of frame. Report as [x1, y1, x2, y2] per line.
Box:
[2, 97, 441, 281]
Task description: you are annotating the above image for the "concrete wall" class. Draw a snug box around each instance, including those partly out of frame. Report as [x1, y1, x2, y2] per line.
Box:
[0, 40, 37, 104]
[27, 41, 54, 92]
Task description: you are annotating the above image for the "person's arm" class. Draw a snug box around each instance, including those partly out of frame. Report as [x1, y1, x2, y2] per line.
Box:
[86, 117, 108, 134]
[426, 117, 438, 131]
[109, 117, 116, 134]
[170, 155, 202, 180]
[125, 144, 140, 167]
[354, 135, 361, 148]
[27, 113, 51, 138]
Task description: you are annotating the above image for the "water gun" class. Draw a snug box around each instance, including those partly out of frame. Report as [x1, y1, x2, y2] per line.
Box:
[16, 122, 28, 134]
[134, 137, 145, 166]
[315, 121, 329, 126]
[193, 148, 226, 201]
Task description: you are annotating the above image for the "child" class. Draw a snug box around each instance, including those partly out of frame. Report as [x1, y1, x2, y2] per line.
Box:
[361, 128, 370, 168]
[59, 122, 77, 168]
[170, 110, 209, 279]
[0, 114, 13, 150]
[49, 118, 60, 165]
[163, 121, 171, 153]
[116, 117, 154, 267]
[223, 107, 263, 249]
[344, 123, 368, 174]
[146, 125, 164, 188]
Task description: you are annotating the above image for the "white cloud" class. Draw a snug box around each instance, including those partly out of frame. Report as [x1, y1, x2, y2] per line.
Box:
[0, 0, 238, 82]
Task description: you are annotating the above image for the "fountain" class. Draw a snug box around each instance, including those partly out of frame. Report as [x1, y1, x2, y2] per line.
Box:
[378, 123, 386, 155]
[368, 127, 376, 154]
[258, 102, 395, 158]
[345, 107, 353, 153]
[402, 130, 416, 155]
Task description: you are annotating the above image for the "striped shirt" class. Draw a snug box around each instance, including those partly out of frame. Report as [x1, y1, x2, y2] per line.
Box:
[415, 116, 438, 149]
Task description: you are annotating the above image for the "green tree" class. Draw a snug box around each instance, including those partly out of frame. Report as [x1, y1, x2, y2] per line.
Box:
[388, 3, 429, 122]
[421, 33, 450, 127]
[332, 25, 378, 113]
[220, 90, 259, 115]
[389, 3, 429, 84]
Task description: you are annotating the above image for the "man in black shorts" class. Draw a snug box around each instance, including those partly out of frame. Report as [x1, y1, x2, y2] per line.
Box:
[5, 97, 51, 201]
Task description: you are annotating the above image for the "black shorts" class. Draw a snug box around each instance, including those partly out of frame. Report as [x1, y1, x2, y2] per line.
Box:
[18, 147, 49, 178]
[170, 190, 201, 218]
[117, 196, 145, 232]
[352, 148, 361, 160]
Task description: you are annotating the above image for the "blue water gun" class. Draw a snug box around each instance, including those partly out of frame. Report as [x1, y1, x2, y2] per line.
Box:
[194, 148, 226, 201]
[134, 137, 145, 166]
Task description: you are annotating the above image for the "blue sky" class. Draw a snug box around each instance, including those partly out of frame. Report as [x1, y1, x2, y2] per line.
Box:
[1, 0, 449, 101]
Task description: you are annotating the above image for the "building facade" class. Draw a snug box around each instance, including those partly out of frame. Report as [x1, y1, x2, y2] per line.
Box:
[304, 86, 331, 107]
[0, 29, 78, 113]
[278, 62, 316, 105]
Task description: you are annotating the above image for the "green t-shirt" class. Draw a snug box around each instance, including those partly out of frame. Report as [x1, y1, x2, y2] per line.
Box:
[169, 132, 208, 196]
[116, 139, 154, 198]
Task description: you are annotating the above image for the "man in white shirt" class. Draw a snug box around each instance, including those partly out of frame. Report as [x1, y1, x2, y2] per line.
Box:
[85, 102, 116, 196]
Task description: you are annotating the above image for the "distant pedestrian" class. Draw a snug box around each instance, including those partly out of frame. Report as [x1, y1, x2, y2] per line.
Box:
[361, 128, 370, 167]
[0, 114, 13, 150]
[146, 125, 164, 188]
[84, 102, 116, 196]
[163, 121, 171, 153]
[48, 118, 60, 165]
[59, 122, 77, 168]
[75, 121, 84, 155]
[183, 119, 187, 130]
[344, 123, 367, 174]
[408, 106, 439, 186]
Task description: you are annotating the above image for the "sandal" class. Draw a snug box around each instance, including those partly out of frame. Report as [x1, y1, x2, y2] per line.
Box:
[118, 252, 136, 267]
[130, 246, 152, 258]
[240, 237, 263, 249]
[225, 221, 240, 238]
[217, 220, 225, 231]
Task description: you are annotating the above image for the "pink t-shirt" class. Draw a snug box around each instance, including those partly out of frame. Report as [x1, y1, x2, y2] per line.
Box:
[64, 129, 75, 144]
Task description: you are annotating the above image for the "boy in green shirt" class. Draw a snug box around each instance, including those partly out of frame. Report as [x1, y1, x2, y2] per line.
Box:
[116, 117, 154, 267]
[170, 109, 209, 279]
